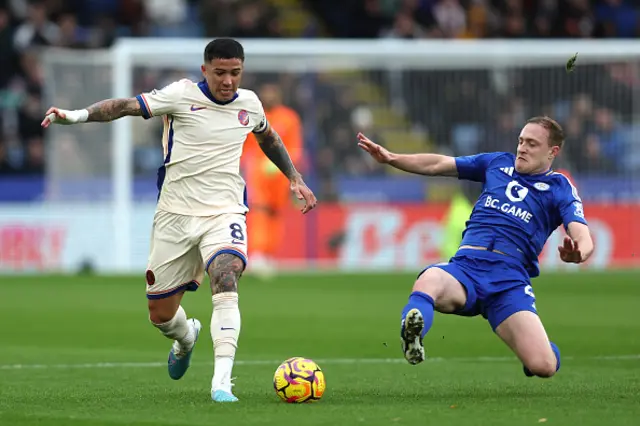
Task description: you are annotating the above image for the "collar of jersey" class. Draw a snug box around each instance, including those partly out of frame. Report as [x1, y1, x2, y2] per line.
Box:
[522, 168, 554, 177]
[536, 168, 554, 177]
[197, 80, 239, 105]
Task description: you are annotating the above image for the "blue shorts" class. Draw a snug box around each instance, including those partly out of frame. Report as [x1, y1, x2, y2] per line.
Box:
[419, 248, 537, 331]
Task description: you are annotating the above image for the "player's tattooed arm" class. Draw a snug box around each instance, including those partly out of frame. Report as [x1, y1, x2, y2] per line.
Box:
[208, 253, 244, 294]
[41, 98, 143, 128]
[254, 124, 301, 181]
[86, 98, 143, 122]
[255, 123, 317, 214]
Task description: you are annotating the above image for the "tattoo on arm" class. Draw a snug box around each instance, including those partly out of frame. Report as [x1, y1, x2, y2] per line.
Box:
[256, 127, 300, 181]
[208, 253, 244, 294]
[86, 98, 142, 122]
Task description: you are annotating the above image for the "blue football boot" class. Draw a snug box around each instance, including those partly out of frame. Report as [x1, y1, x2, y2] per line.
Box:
[168, 318, 201, 380]
[212, 389, 239, 403]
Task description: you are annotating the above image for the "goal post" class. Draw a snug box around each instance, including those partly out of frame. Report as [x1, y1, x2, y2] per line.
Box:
[40, 38, 640, 274]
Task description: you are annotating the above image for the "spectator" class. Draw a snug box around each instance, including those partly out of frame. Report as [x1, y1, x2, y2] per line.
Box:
[13, 0, 59, 52]
[432, 0, 467, 38]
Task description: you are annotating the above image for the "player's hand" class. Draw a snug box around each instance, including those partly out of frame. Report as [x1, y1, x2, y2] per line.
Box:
[290, 176, 317, 214]
[41, 107, 87, 128]
[357, 132, 393, 164]
[558, 235, 583, 263]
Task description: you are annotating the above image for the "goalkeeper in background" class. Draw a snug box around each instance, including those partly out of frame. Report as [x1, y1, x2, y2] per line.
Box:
[242, 82, 304, 278]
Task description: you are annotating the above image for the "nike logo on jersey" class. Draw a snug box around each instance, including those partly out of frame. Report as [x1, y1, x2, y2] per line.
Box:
[190, 105, 206, 111]
[500, 167, 514, 176]
[231, 239, 245, 245]
[221, 327, 235, 330]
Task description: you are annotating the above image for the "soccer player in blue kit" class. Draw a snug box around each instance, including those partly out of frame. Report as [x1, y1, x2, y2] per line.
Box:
[357, 116, 594, 378]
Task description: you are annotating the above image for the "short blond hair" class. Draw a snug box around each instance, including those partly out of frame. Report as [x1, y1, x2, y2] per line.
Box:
[526, 116, 564, 148]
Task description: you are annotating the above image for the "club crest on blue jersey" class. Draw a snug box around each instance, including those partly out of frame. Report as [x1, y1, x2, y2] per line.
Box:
[238, 109, 249, 126]
[534, 182, 550, 191]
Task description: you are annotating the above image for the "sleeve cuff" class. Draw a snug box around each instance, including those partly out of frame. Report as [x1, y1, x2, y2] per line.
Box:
[252, 118, 268, 134]
[136, 94, 152, 119]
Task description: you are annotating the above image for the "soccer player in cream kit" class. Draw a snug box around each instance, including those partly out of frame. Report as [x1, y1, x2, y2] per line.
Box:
[358, 116, 594, 378]
[42, 38, 317, 402]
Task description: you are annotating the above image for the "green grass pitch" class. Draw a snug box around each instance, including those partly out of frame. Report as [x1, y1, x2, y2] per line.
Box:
[1, 271, 639, 425]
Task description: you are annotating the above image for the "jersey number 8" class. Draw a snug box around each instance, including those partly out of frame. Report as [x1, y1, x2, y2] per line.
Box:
[229, 223, 245, 241]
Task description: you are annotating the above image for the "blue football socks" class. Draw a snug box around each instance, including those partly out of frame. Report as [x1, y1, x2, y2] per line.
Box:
[401, 291, 435, 339]
[551, 341, 561, 372]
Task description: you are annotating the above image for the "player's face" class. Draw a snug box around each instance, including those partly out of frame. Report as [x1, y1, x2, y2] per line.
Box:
[202, 58, 243, 101]
[515, 123, 559, 174]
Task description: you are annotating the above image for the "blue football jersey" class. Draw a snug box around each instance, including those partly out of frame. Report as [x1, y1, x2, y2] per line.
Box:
[454, 152, 588, 277]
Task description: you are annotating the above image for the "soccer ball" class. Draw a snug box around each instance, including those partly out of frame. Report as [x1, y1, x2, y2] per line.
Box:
[273, 357, 326, 403]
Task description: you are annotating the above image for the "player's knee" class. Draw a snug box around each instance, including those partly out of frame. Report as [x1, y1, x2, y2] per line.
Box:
[412, 268, 466, 312]
[149, 309, 173, 325]
[208, 253, 244, 293]
[148, 299, 176, 324]
[525, 357, 557, 378]
[413, 269, 444, 298]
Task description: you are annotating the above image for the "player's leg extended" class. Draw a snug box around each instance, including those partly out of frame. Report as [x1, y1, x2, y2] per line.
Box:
[148, 279, 203, 379]
[199, 213, 248, 402]
[495, 311, 560, 378]
[401, 266, 468, 364]
[146, 211, 203, 380]
[206, 252, 245, 402]
[492, 286, 560, 378]
[148, 291, 201, 380]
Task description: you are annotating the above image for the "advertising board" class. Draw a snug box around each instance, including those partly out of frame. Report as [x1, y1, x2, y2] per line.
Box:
[0, 203, 637, 273]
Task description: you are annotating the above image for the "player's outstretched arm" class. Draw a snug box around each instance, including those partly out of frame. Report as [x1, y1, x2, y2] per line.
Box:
[357, 133, 457, 177]
[254, 123, 317, 213]
[558, 222, 594, 264]
[41, 98, 143, 128]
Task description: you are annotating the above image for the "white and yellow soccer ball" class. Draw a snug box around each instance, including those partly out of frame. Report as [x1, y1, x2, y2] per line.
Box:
[273, 357, 326, 403]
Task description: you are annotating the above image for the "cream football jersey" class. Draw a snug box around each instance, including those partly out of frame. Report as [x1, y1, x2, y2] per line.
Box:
[135, 79, 268, 216]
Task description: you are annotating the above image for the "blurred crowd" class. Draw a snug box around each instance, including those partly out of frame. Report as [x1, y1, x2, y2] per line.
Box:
[1, 0, 639, 201]
[396, 62, 640, 174]
[308, 0, 640, 39]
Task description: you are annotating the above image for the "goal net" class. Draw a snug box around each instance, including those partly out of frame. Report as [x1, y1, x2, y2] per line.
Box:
[41, 39, 640, 273]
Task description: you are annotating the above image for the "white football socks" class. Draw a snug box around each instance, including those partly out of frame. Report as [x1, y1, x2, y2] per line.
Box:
[210, 292, 241, 392]
[153, 305, 195, 356]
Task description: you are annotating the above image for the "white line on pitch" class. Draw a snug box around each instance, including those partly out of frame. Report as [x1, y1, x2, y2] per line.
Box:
[1, 354, 639, 371]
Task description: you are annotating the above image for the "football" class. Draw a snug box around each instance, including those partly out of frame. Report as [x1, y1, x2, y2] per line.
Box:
[273, 357, 326, 403]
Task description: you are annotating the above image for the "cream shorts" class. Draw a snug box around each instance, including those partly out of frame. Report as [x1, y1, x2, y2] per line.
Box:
[145, 210, 248, 299]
